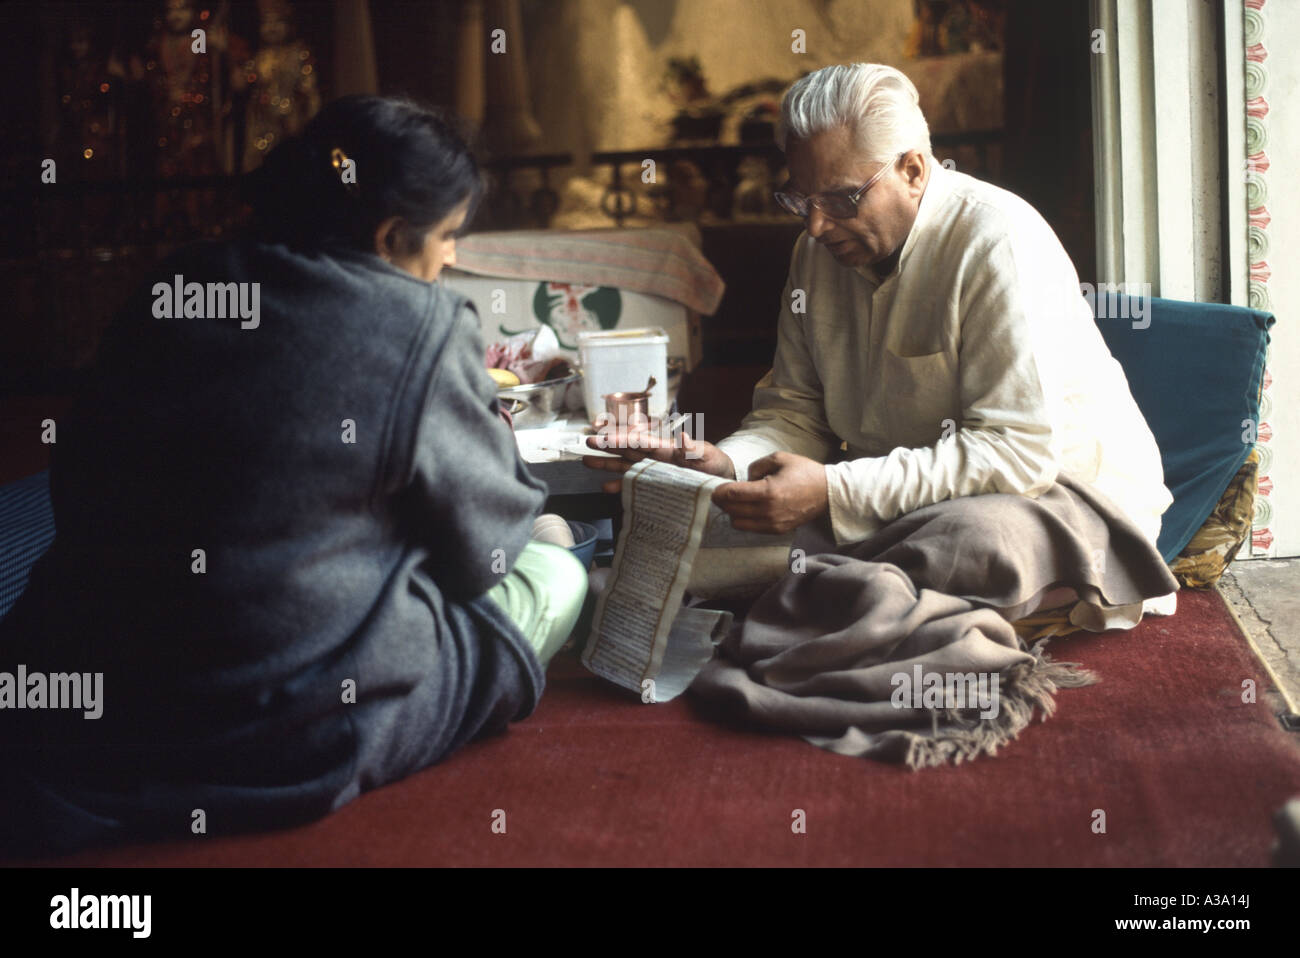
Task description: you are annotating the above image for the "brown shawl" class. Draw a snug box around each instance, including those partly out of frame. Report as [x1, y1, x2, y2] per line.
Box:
[690, 475, 1179, 768]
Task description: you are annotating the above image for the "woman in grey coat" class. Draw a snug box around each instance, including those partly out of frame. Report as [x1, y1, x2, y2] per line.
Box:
[0, 96, 586, 856]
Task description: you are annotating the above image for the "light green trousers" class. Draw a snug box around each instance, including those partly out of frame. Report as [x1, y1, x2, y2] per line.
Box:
[485, 541, 588, 666]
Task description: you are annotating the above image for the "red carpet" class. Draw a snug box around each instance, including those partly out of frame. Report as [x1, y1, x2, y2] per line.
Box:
[15, 587, 1300, 867]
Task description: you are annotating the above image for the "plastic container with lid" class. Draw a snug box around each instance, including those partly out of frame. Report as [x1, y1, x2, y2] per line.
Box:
[577, 328, 670, 423]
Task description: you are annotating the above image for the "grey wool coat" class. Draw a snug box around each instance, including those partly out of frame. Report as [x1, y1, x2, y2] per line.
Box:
[0, 238, 548, 855]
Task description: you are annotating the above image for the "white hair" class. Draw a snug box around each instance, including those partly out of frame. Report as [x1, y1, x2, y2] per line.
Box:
[778, 63, 932, 165]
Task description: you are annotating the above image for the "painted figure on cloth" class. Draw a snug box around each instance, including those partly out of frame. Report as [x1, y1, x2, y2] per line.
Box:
[236, 0, 320, 172]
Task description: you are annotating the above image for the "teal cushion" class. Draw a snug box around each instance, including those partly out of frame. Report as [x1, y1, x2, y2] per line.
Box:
[1087, 294, 1274, 563]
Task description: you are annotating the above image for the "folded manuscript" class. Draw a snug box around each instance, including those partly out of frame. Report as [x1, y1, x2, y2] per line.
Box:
[581, 459, 792, 702]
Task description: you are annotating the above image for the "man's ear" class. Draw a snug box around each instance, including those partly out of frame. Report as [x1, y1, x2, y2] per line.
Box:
[373, 216, 403, 260]
[902, 150, 928, 196]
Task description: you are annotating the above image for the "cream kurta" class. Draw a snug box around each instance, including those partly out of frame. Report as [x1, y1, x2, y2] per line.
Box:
[716, 162, 1175, 626]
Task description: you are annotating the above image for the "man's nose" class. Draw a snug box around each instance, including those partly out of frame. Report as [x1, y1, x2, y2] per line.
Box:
[805, 207, 833, 237]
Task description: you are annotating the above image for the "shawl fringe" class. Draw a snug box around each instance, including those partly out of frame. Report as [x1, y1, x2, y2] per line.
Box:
[900, 639, 1098, 770]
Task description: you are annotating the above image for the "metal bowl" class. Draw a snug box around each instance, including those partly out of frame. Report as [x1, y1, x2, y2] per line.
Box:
[497, 369, 584, 428]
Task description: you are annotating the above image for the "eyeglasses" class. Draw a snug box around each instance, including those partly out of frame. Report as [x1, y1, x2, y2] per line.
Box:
[774, 152, 906, 220]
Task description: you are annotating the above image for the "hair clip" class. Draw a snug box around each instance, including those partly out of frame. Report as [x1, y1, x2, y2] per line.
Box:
[331, 147, 359, 196]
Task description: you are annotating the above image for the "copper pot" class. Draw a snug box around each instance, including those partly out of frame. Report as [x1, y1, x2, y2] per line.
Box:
[601, 376, 655, 429]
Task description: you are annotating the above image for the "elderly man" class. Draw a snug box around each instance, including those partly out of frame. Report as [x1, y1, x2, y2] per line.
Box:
[586, 63, 1177, 765]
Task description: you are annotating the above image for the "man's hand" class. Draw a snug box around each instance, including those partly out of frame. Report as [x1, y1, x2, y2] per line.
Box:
[583, 426, 735, 494]
[710, 451, 829, 534]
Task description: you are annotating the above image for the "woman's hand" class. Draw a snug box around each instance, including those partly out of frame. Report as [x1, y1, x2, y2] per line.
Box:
[582, 426, 735, 494]
[495, 398, 515, 430]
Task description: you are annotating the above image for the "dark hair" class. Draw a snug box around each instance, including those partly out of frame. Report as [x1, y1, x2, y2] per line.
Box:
[242, 95, 483, 253]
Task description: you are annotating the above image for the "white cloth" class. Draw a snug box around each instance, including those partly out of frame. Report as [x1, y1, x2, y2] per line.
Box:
[716, 163, 1176, 628]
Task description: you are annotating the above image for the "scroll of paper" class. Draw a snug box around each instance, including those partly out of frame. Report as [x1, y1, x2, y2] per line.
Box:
[581, 459, 792, 701]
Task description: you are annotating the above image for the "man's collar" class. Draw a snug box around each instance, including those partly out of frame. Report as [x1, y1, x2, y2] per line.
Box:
[855, 158, 951, 285]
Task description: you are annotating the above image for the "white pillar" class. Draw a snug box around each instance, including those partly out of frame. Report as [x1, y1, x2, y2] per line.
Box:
[1090, 0, 1223, 301]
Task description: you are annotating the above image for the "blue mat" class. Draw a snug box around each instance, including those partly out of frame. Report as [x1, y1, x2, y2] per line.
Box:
[0, 471, 55, 622]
